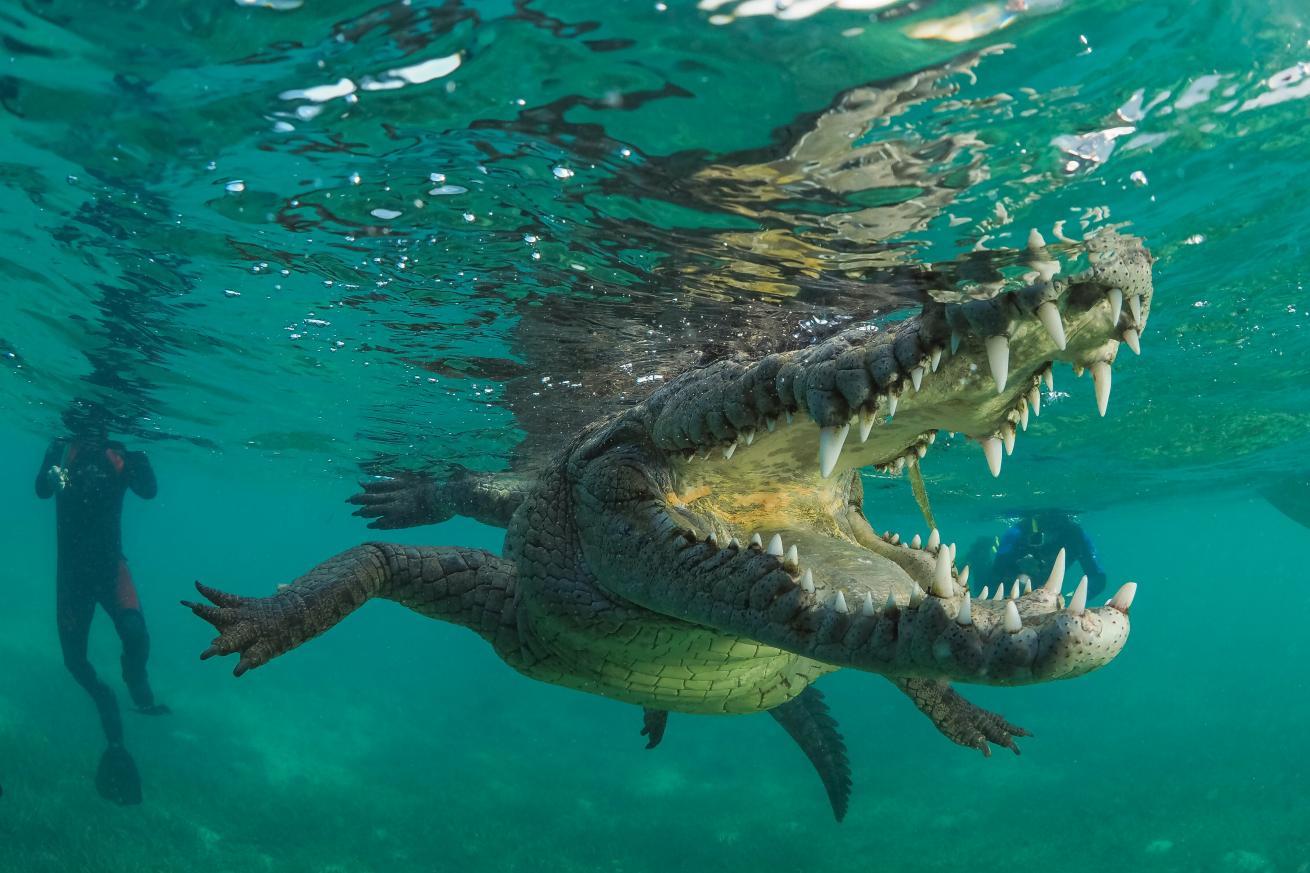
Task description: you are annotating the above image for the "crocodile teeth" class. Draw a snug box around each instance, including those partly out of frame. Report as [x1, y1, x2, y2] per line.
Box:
[958, 565, 970, 590]
[729, 537, 741, 549]
[818, 423, 849, 479]
[785, 410, 794, 425]
[1043, 548, 1066, 593]
[1021, 574, 1033, 594]
[887, 393, 899, 418]
[767, 534, 784, 556]
[1002, 425, 1016, 456]
[979, 585, 990, 600]
[909, 585, 925, 607]
[1129, 293, 1143, 325]
[981, 438, 1003, 478]
[932, 550, 954, 597]
[861, 591, 876, 617]
[1003, 601, 1022, 633]
[750, 533, 763, 549]
[709, 532, 719, 546]
[800, 568, 815, 593]
[783, 545, 799, 571]
[985, 335, 1009, 394]
[956, 592, 973, 626]
[930, 346, 943, 372]
[1110, 581, 1138, 612]
[1043, 368, 1054, 392]
[833, 590, 848, 614]
[1123, 328, 1141, 355]
[910, 534, 922, 549]
[1108, 288, 1123, 325]
[743, 429, 755, 446]
[1068, 575, 1088, 615]
[723, 442, 737, 460]
[1029, 385, 1041, 416]
[1036, 301, 1067, 350]
[949, 542, 957, 562]
[926, 528, 940, 551]
[859, 410, 875, 442]
[884, 592, 897, 613]
[1019, 399, 1029, 432]
[950, 331, 961, 355]
[992, 585, 1005, 602]
[890, 533, 900, 545]
[1091, 361, 1111, 416]
[1028, 228, 1046, 249]
[766, 417, 776, 433]
[1009, 580, 1020, 599]
[1074, 364, 1084, 378]
[927, 431, 937, 444]
[911, 366, 924, 391]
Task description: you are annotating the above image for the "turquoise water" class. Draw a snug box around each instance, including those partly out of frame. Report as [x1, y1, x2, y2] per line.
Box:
[2, 0, 1309, 870]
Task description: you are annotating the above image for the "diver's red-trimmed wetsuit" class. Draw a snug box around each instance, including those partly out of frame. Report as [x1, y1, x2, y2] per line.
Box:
[35, 437, 163, 801]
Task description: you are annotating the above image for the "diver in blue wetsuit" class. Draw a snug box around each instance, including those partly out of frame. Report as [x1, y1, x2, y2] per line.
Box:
[977, 511, 1107, 599]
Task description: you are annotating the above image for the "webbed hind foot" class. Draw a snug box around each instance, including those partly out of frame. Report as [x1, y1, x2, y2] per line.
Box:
[897, 678, 1029, 757]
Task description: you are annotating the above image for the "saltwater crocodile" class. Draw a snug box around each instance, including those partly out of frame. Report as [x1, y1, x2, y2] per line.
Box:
[187, 226, 1151, 821]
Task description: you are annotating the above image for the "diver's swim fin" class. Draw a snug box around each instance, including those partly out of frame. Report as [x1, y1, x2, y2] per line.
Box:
[96, 744, 142, 805]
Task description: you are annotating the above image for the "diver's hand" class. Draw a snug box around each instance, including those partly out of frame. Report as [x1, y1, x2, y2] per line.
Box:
[346, 473, 452, 529]
[47, 465, 69, 492]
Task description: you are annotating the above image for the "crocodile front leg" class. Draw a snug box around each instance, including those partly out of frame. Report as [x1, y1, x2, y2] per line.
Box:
[894, 678, 1027, 756]
[348, 469, 531, 530]
[185, 543, 519, 675]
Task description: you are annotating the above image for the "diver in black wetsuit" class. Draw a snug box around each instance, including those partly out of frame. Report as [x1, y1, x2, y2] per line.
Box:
[35, 428, 168, 804]
[966, 510, 1107, 599]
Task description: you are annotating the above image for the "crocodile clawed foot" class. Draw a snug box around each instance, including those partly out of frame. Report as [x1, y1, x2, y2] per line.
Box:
[897, 678, 1028, 757]
[183, 581, 289, 677]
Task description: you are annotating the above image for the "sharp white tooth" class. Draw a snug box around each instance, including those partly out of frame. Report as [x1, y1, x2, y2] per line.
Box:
[932, 550, 954, 597]
[930, 346, 943, 372]
[956, 592, 973, 626]
[729, 538, 742, 549]
[709, 532, 719, 546]
[766, 417, 777, 433]
[950, 331, 961, 355]
[1068, 575, 1088, 615]
[833, 590, 848, 614]
[1021, 574, 1033, 594]
[909, 585, 925, 607]
[982, 437, 1003, 478]
[750, 533, 763, 548]
[911, 367, 924, 391]
[1129, 293, 1143, 325]
[950, 543, 957, 562]
[767, 534, 784, 556]
[926, 528, 940, 551]
[784, 545, 799, 569]
[1074, 364, 1084, 378]
[743, 429, 755, 446]
[1123, 328, 1141, 355]
[985, 335, 1010, 394]
[1004, 601, 1022, 633]
[992, 585, 1005, 602]
[1029, 385, 1041, 416]
[958, 565, 970, 590]
[861, 591, 876, 617]
[890, 533, 900, 545]
[1110, 581, 1138, 612]
[1002, 425, 1015, 456]
[1009, 580, 1020, 599]
[785, 410, 794, 425]
[723, 442, 737, 459]
[979, 585, 990, 600]
[1043, 368, 1054, 392]
[1091, 361, 1111, 416]
[910, 534, 922, 549]
[884, 592, 897, 612]
[1043, 549, 1066, 593]
[1036, 301, 1067, 350]
[887, 393, 899, 418]
[1019, 399, 1030, 431]
[858, 411, 877, 445]
[818, 423, 850, 479]
[1028, 228, 1046, 249]
[1108, 288, 1123, 325]
[801, 568, 815, 593]
[928, 431, 937, 444]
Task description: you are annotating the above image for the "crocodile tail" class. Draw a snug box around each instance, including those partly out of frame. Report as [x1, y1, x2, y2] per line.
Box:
[768, 686, 852, 822]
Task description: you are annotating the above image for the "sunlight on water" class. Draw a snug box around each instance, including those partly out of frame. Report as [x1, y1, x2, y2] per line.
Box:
[2, 1, 1309, 871]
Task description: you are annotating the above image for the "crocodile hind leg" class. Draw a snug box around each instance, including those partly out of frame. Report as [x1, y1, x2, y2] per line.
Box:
[895, 678, 1028, 757]
[185, 543, 518, 675]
